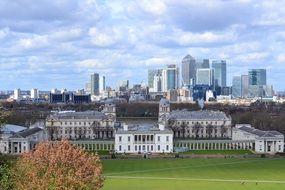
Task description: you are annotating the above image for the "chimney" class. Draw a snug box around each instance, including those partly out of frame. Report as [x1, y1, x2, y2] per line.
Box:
[159, 124, 165, 131]
[123, 123, 128, 131]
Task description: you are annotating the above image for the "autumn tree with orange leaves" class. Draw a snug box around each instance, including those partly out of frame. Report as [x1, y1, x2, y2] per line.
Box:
[12, 140, 104, 190]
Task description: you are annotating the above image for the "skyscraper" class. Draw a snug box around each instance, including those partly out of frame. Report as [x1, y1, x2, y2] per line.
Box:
[90, 73, 99, 96]
[241, 75, 249, 97]
[196, 68, 213, 86]
[148, 69, 162, 89]
[248, 69, 266, 85]
[99, 76, 105, 94]
[196, 59, 210, 69]
[162, 65, 179, 92]
[212, 60, 227, 87]
[153, 74, 162, 92]
[181, 54, 196, 86]
[31, 88, 39, 99]
[232, 76, 242, 98]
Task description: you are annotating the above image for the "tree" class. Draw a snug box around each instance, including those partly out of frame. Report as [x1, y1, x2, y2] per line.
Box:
[0, 111, 10, 128]
[0, 163, 13, 190]
[12, 140, 104, 190]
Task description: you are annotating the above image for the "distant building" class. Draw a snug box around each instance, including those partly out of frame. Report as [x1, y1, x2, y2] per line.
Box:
[118, 80, 129, 91]
[99, 76, 106, 94]
[181, 55, 196, 86]
[241, 75, 249, 97]
[162, 65, 179, 92]
[196, 68, 213, 86]
[31, 88, 39, 99]
[115, 123, 173, 153]
[153, 73, 162, 92]
[148, 69, 162, 89]
[166, 89, 178, 102]
[212, 60, 227, 87]
[232, 76, 242, 98]
[196, 59, 210, 69]
[90, 73, 100, 96]
[50, 92, 72, 103]
[14, 88, 21, 100]
[249, 69, 266, 85]
[192, 85, 211, 101]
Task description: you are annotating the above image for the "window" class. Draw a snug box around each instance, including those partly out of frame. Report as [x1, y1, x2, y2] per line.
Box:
[158, 145, 160, 151]
[65, 122, 67, 125]
[279, 145, 281, 151]
[151, 145, 153, 151]
[119, 136, 122, 142]
[166, 145, 169, 151]
[119, 145, 121, 151]
[135, 145, 137, 151]
[128, 136, 131, 142]
[128, 145, 130, 151]
[166, 136, 169, 142]
[158, 136, 160, 142]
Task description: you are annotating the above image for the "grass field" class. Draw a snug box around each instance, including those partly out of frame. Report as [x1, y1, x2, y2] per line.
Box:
[102, 158, 285, 190]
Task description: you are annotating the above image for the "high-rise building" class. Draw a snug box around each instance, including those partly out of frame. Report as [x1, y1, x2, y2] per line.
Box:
[118, 80, 129, 91]
[90, 73, 100, 96]
[181, 54, 196, 86]
[212, 60, 227, 87]
[31, 88, 39, 99]
[196, 59, 210, 69]
[162, 65, 179, 92]
[14, 88, 21, 100]
[232, 76, 242, 98]
[241, 75, 249, 97]
[153, 74, 162, 92]
[148, 69, 162, 89]
[99, 76, 106, 94]
[248, 69, 266, 85]
[85, 83, 91, 95]
[196, 68, 213, 86]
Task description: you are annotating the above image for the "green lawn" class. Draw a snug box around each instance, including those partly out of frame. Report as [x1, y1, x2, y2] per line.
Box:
[179, 149, 254, 155]
[102, 158, 285, 190]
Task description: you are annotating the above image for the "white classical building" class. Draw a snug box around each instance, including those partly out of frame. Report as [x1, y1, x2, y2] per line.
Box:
[159, 98, 232, 139]
[232, 124, 284, 153]
[115, 123, 173, 153]
[1, 127, 48, 154]
[46, 103, 116, 140]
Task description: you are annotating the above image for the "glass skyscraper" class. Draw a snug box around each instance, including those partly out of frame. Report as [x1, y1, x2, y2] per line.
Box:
[181, 54, 196, 86]
[196, 68, 213, 86]
[162, 65, 179, 92]
[212, 60, 227, 87]
[232, 76, 242, 98]
[90, 73, 99, 96]
[248, 69, 266, 85]
[148, 69, 162, 88]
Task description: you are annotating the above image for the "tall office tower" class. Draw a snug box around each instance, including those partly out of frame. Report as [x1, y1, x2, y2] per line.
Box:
[153, 74, 162, 92]
[248, 69, 266, 85]
[212, 60, 227, 87]
[90, 73, 100, 96]
[118, 80, 129, 91]
[241, 75, 249, 97]
[162, 64, 179, 92]
[14, 88, 21, 100]
[232, 76, 242, 98]
[148, 69, 162, 89]
[99, 76, 106, 94]
[31, 88, 39, 99]
[196, 59, 210, 69]
[181, 54, 196, 86]
[196, 68, 213, 86]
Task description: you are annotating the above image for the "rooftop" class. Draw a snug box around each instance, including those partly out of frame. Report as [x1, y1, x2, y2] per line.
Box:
[48, 111, 105, 120]
[0, 124, 26, 134]
[10, 127, 43, 138]
[238, 125, 283, 138]
[168, 110, 230, 120]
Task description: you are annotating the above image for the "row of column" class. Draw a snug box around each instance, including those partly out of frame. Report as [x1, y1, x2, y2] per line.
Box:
[134, 135, 154, 144]
[175, 142, 253, 150]
[75, 143, 114, 151]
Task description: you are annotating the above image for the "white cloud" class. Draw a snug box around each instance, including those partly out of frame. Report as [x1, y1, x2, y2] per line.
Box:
[18, 35, 49, 49]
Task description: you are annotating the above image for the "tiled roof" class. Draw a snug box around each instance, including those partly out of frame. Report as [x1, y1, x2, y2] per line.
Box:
[168, 110, 230, 120]
[238, 126, 283, 138]
[10, 127, 43, 138]
[48, 111, 105, 120]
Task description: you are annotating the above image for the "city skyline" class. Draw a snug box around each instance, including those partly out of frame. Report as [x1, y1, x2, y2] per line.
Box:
[0, 0, 285, 91]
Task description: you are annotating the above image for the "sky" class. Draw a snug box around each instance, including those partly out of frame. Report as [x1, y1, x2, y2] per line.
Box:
[0, 0, 285, 91]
